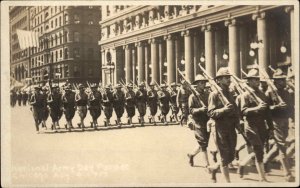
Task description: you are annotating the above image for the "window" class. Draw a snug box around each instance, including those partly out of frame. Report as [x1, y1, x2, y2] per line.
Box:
[55, 18, 57, 27]
[64, 31, 68, 42]
[89, 6, 93, 9]
[41, 26, 43, 34]
[60, 33, 62, 44]
[64, 48, 68, 59]
[73, 48, 80, 57]
[55, 34, 58, 45]
[60, 49, 63, 58]
[59, 16, 61, 26]
[74, 32, 80, 42]
[55, 51, 58, 61]
[74, 14, 80, 24]
[65, 14, 69, 24]
[45, 12, 49, 18]
[64, 65, 69, 77]
[88, 20, 94, 25]
[51, 20, 53, 28]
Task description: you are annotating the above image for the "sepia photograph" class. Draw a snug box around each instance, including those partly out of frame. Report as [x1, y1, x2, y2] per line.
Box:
[1, 0, 299, 187]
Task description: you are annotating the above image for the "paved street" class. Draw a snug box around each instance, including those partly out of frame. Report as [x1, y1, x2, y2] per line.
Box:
[9, 105, 296, 186]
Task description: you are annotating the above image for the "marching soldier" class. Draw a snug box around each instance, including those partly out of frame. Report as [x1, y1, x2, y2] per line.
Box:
[88, 83, 102, 129]
[264, 68, 294, 182]
[125, 83, 136, 126]
[187, 75, 210, 168]
[177, 81, 191, 126]
[207, 67, 240, 183]
[22, 91, 29, 106]
[47, 84, 63, 132]
[17, 90, 22, 106]
[62, 84, 76, 131]
[113, 84, 126, 127]
[169, 83, 179, 122]
[102, 85, 114, 126]
[147, 82, 158, 125]
[75, 84, 88, 130]
[157, 84, 171, 125]
[238, 69, 272, 182]
[30, 86, 44, 133]
[135, 82, 147, 126]
[10, 90, 17, 107]
[41, 86, 49, 129]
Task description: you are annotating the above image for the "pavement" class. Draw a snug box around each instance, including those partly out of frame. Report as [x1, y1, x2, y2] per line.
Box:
[6, 104, 297, 186]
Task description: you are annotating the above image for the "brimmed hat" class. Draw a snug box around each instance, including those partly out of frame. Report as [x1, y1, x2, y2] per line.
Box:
[105, 85, 111, 89]
[42, 86, 48, 91]
[90, 83, 98, 88]
[138, 82, 145, 87]
[65, 84, 72, 90]
[287, 66, 294, 79]
[149, 82, 156, 86]
[273, 68, 286, 79]
[192, 74, 208, 84]
[215, 67, 231, 79]
[52, 84, 59, 88]
[78, 83, 85, 89]
[34, 86, 41, 90]
[115, 84, 122, 88]
[246, 69, 260, 79]
[127, 83, 133, 88]
[160, 84, 167, 88]
[170, 82, 179, 87]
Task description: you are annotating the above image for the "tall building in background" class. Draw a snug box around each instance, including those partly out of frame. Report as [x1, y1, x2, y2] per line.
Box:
[99, 5, 294, 86]
[10, 6, 102, 86]
[10, 6, 31, 83]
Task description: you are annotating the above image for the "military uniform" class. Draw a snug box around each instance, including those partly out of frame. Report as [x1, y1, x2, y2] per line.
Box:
[47, 85, 63, 131]
[135, 82, 147, 125]
[41, 87, 49, 128]
[102, 86, 114, 126]
[125, 84, 136, 125]
[30, 87, 44, 132]
[177, 84, 191, 125]
[169, 83, 179, 122]
[238, 69, 272, 181]
[62, 85, 76, 131]
[88, 84, 102, 128]
[113, 84, 126, 126]
[17, 91, 22, 106]
[22, 91, 28, 106]
[147, 82, 158, 124]
[158, 84, 171, 124]
[187, 75, 210, 168]
[264, 69, 294, 181]
[207, 67, 239, 183]
[75, 84, 88, 130]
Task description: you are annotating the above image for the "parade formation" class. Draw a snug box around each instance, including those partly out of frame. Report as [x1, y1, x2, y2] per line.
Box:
[10, 64, 295, 183]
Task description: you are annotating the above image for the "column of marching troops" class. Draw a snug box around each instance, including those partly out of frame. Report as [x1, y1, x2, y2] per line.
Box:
[12, 63, 295, 183]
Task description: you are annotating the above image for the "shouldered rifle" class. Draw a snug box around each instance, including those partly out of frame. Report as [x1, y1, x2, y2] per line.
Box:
[86, 81, 95, 101]
[198, 64, 230, 106]
[258, 66, 285, 104]
[154, 80, 162, 91]
[231, 74, 265, 105]
[269, 65, 294, 91]
[177, 68, 206, 108]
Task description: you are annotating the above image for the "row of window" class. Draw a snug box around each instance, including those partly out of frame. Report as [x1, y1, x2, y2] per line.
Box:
[11, 16, 27, 32]
[12, 49, 28, 61]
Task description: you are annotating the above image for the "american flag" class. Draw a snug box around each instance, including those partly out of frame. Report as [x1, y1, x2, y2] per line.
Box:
[16, 29, 40, 50]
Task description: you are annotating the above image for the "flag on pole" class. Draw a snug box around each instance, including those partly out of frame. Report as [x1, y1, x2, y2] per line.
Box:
[16, 29, 40, 50]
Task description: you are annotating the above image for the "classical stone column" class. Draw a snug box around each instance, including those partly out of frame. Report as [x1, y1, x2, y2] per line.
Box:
[181, 30, 194, 82]
[136, 42, 145, 83]
[175, 36, 181, 83]
[239, 25, 248, 73]
[101, 49, 106, 84]
[144, 44, 149, 83]
[285, 6, 294, 65]
[225, 18, 240, 77]
[132, 47, 137, 84]
[149, 38, 159, 83]
[164, 34, 175, 84]
[158, 39, 164, 84]
[124, 45, 132, 84]
[252, 11, 269, 71]
[201, 25, 215, 77]
[193, 32, 200, 77]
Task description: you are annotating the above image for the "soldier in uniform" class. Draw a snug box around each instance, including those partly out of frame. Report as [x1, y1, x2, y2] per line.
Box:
[135, 82, 147, 126]
[102, 85, 114, 126]
[62, 84, 76, 131]
[238, 69, 272, 182]
[113, 84, 126, 126]
[169, 83, 179, 122]
[187, 75, 210, 168]
[157, 84, 171, 125]
[177, 81, 192, 126]
[207, 67, 239, 183]
[88, 83, 102, 129]
[10, 90, 17, 107]
[30, 86, 44, 133]
[22, 91, 29, 106]
[41, 86, 49, 129]
[47, 84, 63, 132]
[125, 83, 136, 126]
[264, 69, 294, 182]
[17, 90, 22, 106]
[147, 82, 158, 125]
[75, 84, 88, 130]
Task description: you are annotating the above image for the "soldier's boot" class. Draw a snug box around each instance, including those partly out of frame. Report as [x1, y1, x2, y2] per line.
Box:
[35, 121, 40, 133]
[67, 121, 72, 132]
[94, 120, 98, 129]
[53, 122, 57, 132]
[152, 116, 156, 125]
[157, 114, 161, 121]
[42, 120, 47, 130]
[170, 114, 174, 122]
[237, 152, 255, 178]
[90, 121, 94, 128]
[235, 150, 240, 161]
[81, 120, 85, 131]
[107, 118, 111, 126]
[57, 121, 60, 129]
[64, 123, 68, 130]
[280, 157, 294, 182]
[256, 161, 268, 182]
[220, 165, 231, 183]
[163, 116, 168, 125]
[141, 116, 145, 126]
[117, 118, 122, 128]
[211, 151, 218, 163]
[202, 151, 210, 168]
[70, 121, 74, 128]
[77, 122, 81, 128]
[51, 123, 54, 130]
[175, 114, 179, 123]
[180, 116, 184, 126]
[207, 163, 219, 183]
[187, 154, 194, 166]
